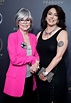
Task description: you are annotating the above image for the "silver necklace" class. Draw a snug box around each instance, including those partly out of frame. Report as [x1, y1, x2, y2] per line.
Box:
[45, 26, 57, 36]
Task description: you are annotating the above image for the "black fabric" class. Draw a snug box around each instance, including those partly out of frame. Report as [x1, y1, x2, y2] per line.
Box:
[3, 76, 38, 103]
[36, 29, 68, 103]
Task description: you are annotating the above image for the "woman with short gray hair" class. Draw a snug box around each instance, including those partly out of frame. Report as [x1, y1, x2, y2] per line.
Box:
[3, 8, 39, 103]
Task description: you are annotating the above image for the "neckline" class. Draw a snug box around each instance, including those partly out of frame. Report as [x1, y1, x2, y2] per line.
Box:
[42, 28, 62, 41]
[45, 26, 57, 36]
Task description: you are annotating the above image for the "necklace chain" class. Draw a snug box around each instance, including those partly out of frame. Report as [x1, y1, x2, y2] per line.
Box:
[45, 26, 57, 36]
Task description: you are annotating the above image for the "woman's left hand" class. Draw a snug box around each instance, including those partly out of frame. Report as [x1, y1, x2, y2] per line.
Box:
[39, 73, 47, 81]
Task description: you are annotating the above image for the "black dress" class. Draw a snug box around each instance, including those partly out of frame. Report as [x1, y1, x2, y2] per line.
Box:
[36, 29, 68, 103]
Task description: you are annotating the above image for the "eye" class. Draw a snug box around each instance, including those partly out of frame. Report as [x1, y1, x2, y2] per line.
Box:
[26, 18, 30, 21]
[54, 13, 58, 17]
[19, 18, 23, 21]
[47, 12, 52, 15]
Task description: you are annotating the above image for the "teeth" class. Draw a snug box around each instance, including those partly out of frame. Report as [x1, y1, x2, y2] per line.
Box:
[22, 25, 28, 26]
[49, 20, 54, 22]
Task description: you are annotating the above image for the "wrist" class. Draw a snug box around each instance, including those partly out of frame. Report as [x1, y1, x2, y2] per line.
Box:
[36, 60, 39, 64]
[42, 70, 48, 77]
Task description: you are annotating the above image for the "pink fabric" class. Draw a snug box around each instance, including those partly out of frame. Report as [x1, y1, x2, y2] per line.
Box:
[3, 29, 39, 97]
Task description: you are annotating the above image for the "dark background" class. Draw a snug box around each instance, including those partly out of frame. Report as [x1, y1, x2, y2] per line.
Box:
[0, 0, 71, 102]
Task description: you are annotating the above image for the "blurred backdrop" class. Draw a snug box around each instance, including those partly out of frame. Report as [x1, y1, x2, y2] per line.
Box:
[0, 0, 71, 102]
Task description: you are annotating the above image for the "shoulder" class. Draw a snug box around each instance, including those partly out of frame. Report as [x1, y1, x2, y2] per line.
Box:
[8, 31, 17, 40]
[37, 31, 42, 39]
[58, 29, 68, 37]
[29, 33, 37, 38]
[29, 33, 36, 36]
[57, 29, 68, 41]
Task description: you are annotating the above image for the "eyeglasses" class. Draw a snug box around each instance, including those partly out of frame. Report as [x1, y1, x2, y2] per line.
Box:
[19, 18, 31, 23]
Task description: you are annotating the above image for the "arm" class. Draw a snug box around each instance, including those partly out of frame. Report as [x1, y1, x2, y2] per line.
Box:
[45, 30, 68, 73]
[8, 34, 36, 66]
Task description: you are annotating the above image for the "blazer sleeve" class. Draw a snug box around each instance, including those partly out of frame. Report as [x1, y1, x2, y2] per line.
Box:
[7, 34, 36, 66]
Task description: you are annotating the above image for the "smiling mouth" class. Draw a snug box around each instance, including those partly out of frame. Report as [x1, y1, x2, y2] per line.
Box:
[22, 25, 29, 27]
[49, 19, 55, 22]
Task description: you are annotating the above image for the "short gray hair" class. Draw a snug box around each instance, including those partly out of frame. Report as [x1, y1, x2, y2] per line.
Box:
[15, 8, 33, 27]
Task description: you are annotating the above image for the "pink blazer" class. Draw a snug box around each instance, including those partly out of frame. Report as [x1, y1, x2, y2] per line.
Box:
[3, 29, 39, 97]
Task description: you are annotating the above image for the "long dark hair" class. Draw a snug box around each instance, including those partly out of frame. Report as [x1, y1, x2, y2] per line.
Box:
[41, 5, 66, 30]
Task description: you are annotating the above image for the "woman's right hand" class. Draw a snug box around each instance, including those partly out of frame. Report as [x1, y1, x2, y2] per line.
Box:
[30, 61, 39, 73]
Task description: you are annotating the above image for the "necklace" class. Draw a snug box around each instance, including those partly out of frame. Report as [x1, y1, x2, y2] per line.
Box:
[45, 26, 57, 36]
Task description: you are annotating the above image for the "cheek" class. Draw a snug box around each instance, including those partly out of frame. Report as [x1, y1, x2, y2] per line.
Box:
[54, 18, 58, 23]
[45, 17, 48, 22]
[28, 23, 31, 28]
[30, 22, 32, 27]
[46, 16, 49, 20]
[55, 16, 58, 21]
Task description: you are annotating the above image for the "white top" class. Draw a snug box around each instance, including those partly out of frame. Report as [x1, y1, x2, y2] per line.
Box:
[26, 45, 32, 78]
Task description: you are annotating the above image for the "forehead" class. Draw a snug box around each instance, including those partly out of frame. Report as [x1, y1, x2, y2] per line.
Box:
[17, 14, 31, 21]
[22, 16, 30, 19]
[48, 8, 57, 13]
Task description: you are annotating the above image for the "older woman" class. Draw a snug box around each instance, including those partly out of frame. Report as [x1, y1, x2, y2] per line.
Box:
[3, 8, 39, 103]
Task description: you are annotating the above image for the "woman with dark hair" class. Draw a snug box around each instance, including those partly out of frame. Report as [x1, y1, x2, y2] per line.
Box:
[36, 5, 68, 103]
